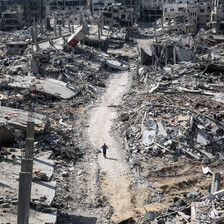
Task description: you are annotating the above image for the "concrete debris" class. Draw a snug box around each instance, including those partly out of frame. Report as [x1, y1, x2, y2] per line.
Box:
[0, 1, 224, 223]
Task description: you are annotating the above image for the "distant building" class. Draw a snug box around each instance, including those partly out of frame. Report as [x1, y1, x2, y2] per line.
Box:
[23, 0, 46, 23]
[0, 6, 23, 31]
[141, 0, 163, 23]
[0, 0, 46, 29]
[47, 0, 88, 15]
[163, 1, 212, 30]
[115, 0, 141, 21]
[197, 3, 211, 29]
[210, 0, 224, 29]
[90, 0, 115, 15]
[101, 3, 134, 28]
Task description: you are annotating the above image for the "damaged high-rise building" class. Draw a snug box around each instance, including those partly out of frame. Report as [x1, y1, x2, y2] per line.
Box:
[101, 3, 134, 28]
[115, 0, 141, 21]
[141, 0, 163, 23]
[90, 0, 141, 21]
[0, 0, 46, 30]
[0, 5, 23, 31]
[47, 0, 88, 15]
[23, 0, 46, 23]
[90, 0, 115, 15]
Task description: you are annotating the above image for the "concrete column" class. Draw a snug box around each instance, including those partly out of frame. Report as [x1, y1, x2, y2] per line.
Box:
[173, 46, 176, 64]
[40, 22, 44, 35]
[25, 138, 34, 159]
[31, 55, 40, 74]
[21, 159, 33, 174]
[165, 46, 168, 65]
[211, 172, 221, 193]
[17, 172, 31, 224]
[26, 121, 35, 139]
[79, 12, 83, 25]
[68, 20, 71, 32]
[34, 23, 38, 37]
[62, 17, 65, 27]
[71, 21, 74, 33]
[31, 27, 35, 43]
[58, 25, 62, 36]
[45, 17, 51, 30]
[98, 17, 101, 40]
[54, 24, 57, 36]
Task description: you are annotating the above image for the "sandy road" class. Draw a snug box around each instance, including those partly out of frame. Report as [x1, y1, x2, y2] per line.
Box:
[87, 71, 135, 223]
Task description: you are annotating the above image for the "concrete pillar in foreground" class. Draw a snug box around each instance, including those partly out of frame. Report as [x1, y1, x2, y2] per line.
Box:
[26, 121, 35, 139]
[17, 172, 31, 224]
[25, 138, 34, 159]
[21, 159, 33, 173]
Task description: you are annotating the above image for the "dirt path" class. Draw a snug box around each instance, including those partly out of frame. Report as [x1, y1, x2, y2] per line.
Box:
[87, 71, 135, 223]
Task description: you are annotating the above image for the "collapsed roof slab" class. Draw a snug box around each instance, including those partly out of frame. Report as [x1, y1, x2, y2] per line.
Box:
[1, 75, 78, 99]
[0, 106, 45, 133]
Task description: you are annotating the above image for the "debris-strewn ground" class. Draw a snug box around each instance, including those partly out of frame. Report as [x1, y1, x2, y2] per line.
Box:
[1, 21, 224, 224]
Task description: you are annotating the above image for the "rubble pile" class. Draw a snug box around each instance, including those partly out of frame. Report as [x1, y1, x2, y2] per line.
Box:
[108, 29, 224, 222]
[116, 35, 224, 165]
[138, 194, 224, 223]
[117, 90, 224, 164]
[0, 27, 132, 159]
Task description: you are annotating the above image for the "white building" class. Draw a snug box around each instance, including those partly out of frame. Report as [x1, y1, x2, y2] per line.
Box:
[164, 1, 212, 30]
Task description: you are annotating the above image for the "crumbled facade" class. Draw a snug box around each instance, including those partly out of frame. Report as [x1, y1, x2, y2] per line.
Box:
[47, 0, 88, 15]
[163, 1, 212, 31]
[90, 0, 115, 15]
[140, 0, 163, 23]
[210, 0, 224, 29]
[0, 6, 23, 31]
[0, 0, 46, 29]
[115, 0, 141, 21]
[23, 0, 46, 23]
[101, 3, 134, 28]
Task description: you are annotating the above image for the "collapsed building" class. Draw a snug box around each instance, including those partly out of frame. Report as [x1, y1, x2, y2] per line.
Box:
[0, 0, 46, 30]
[47, 0, 88, 15]
[141, 0, 163, 23]
[1, 0, 224, 223]
[210, 0, 224, 30]
[0, 6, 23, 31]
[141, 39, 195, 66]
[101, 3, 134, 29]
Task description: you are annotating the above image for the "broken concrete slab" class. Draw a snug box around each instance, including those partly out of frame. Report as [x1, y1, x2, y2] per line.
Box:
[39, 78, 78, 99]
[197, 130, 208, 145]
[2, 75, 78, 99]
[0, 106, 45, 133]
[105, 60, 128, 71]
[0, 152, 56, 210]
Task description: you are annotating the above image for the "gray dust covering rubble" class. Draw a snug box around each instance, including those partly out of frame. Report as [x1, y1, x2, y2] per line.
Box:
[1, 1, 224, 224]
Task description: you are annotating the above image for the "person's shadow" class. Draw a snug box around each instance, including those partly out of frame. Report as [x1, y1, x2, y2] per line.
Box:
[106, 157, 117, 161]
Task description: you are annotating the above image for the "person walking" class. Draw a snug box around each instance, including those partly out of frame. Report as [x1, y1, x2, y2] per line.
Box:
[101, 143, 108, 158]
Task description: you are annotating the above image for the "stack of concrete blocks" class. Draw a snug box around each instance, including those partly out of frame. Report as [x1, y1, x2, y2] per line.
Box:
[17, 121, 35, 224]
